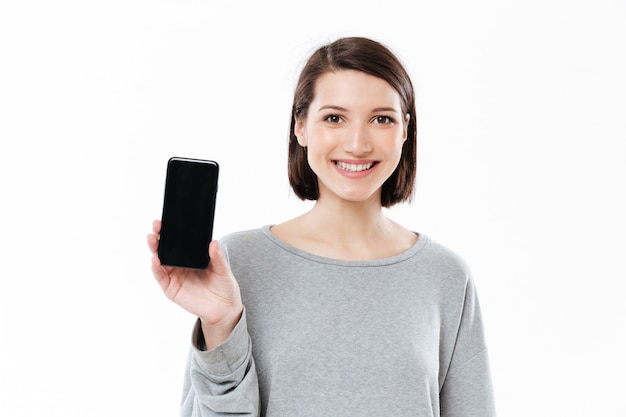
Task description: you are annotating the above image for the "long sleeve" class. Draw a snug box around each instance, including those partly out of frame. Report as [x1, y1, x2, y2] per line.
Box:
[440, 348, 495, 416]
[439, 278, 496, 417]
[180, 311, 260, 417]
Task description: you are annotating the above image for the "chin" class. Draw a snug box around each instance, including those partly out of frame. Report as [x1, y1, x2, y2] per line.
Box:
[334, 190, 381, 204]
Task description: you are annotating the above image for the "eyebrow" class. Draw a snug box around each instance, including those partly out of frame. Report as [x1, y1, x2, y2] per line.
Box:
[318, 105, 348, 112]
[317, 105, 400, 113]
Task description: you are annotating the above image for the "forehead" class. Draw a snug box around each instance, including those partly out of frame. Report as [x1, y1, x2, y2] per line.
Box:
[311, 70, 402, 110]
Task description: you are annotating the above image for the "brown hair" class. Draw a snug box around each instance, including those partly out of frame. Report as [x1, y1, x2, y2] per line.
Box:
[288, 36, 417, 207]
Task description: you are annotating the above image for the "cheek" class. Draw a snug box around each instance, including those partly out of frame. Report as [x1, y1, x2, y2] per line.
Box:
[387, 131, 406, 152]
[304, 127, 336, 151]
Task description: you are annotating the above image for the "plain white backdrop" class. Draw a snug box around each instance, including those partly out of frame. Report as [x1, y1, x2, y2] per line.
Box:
[1, 0, 625, 416]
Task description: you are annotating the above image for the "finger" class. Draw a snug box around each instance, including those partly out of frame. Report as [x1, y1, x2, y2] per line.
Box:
[208, 240, 232, 277]
[151, 255, 171, 292]
[147, 233, 159, 255]
[152, 219, 162, 235]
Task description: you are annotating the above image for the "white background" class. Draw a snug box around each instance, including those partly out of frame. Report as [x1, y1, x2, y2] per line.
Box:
[1, 0, 625, 416]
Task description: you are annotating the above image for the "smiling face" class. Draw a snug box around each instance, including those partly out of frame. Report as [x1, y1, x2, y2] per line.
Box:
[294, 70, 409, 205]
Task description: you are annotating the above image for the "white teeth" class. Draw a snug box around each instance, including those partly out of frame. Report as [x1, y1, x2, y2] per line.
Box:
[335, 161, 374, 172]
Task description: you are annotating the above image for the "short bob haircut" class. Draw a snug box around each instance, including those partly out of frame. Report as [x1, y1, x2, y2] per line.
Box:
[288, 36, 417, 208]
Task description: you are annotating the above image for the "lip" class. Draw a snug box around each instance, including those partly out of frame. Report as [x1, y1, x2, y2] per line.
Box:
[332, 159, 379, 179]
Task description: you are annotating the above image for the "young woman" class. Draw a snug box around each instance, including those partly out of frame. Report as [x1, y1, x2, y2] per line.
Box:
[147, 36, 495, 417]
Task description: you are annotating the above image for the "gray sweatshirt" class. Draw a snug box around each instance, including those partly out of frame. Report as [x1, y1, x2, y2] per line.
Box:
[181, 226, 496, 416]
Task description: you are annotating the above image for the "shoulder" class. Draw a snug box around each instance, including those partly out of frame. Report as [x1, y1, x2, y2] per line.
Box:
[415, 235, 473, 288]
[219, 227, 267, 255]
[421, 236, 470, 270]
[218, 225, 288, 266]
[219, 227, 263, 245]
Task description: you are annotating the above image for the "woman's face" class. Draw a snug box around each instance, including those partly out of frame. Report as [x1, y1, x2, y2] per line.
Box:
[295, 70, 409, 205]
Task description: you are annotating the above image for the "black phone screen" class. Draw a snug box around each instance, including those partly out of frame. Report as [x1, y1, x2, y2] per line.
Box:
[158, 157, 219, 269]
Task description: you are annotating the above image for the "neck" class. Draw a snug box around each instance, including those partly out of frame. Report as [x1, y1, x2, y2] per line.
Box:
[271, 193, 417, 261]
[304, 195, 391, 242]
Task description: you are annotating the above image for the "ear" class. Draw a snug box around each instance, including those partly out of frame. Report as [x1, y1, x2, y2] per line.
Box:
[401, 113, 410, 142]
[294, 119, 307, 147]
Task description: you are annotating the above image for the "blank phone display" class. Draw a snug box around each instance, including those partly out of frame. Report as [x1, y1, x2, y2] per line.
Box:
[158, 158, 218, 269]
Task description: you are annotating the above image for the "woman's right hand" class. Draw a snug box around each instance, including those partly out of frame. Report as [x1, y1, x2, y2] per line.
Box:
[147, 220, 243, 349]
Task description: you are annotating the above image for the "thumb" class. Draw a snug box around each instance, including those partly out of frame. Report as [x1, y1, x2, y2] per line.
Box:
[208, 240, 232, 276]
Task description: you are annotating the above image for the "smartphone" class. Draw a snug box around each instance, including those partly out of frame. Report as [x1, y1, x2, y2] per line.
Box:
[158, 157, 219, 269]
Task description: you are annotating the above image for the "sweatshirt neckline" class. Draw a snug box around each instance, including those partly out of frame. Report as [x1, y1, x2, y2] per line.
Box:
[260, 224, 428, 267]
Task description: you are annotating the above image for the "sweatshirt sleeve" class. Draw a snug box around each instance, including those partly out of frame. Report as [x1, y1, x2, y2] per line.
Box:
[439, 278, 496, 417]
[180, 310, 260, 417]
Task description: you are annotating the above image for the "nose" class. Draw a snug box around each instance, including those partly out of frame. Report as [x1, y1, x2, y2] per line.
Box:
[343, 124, 372, 155]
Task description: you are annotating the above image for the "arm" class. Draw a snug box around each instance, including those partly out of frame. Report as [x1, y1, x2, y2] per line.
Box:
[181, 312, 260, 416]
[147, 220, 260, 416]
[439, 278, 496, 417]
[439, 348, 495, 417]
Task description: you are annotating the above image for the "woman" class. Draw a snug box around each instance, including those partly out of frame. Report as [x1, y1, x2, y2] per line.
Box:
[147, 36, 495, 417]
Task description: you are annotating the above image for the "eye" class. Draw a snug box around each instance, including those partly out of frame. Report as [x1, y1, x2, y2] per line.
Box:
[372, 115, 395, 124]
[323, 114, 344, 124]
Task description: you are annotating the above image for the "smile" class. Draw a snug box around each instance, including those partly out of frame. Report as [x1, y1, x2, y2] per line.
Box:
[334, 161, 376, 172]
